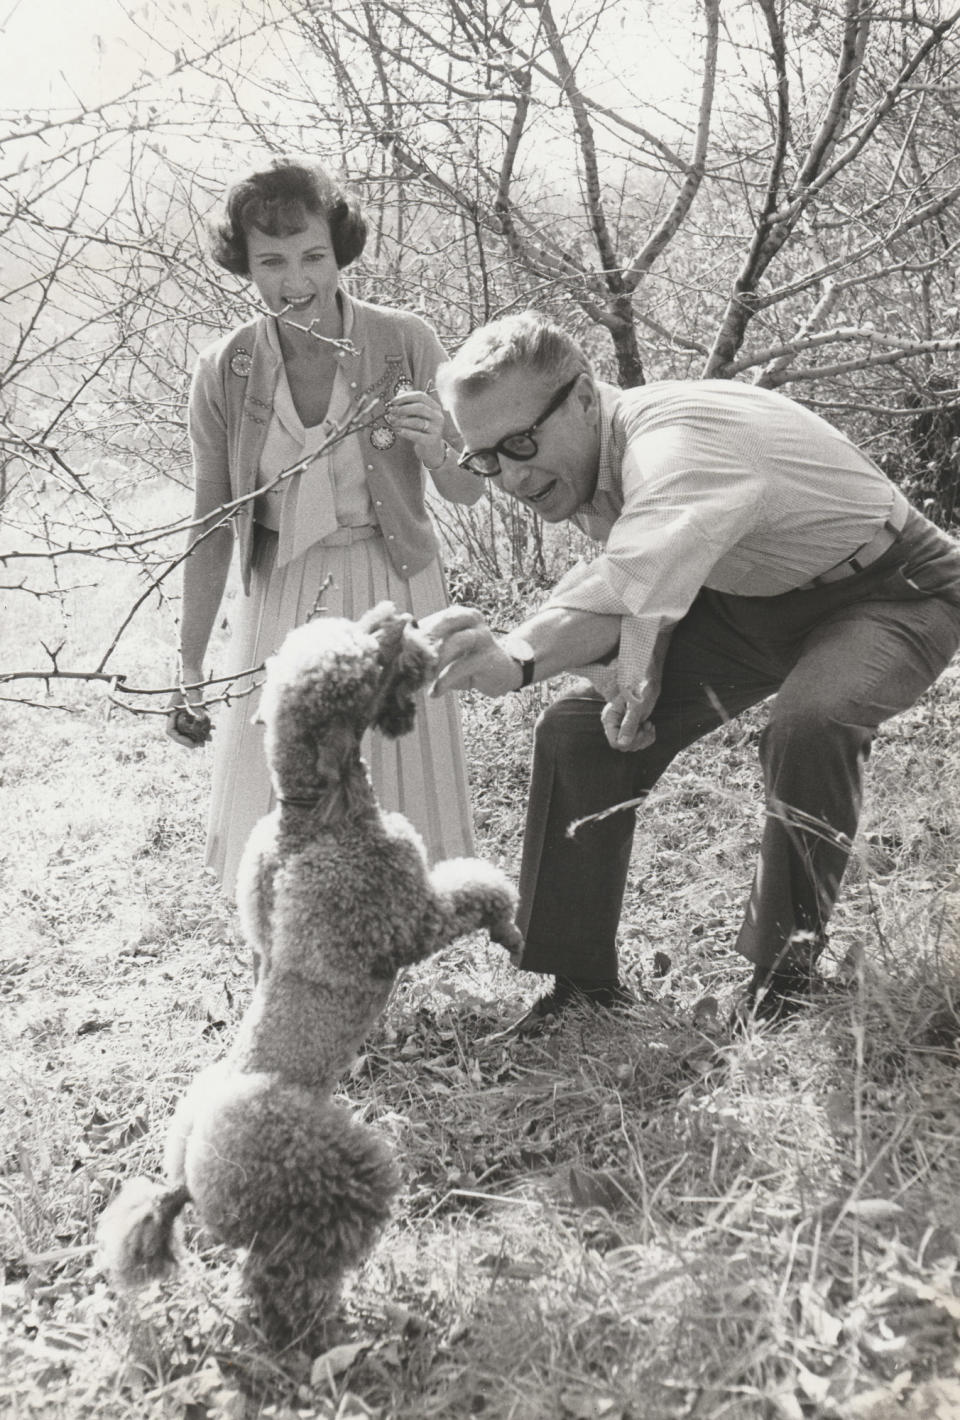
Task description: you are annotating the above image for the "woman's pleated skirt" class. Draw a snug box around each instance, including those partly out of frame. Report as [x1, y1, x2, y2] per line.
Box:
[205, 525, 474, 896]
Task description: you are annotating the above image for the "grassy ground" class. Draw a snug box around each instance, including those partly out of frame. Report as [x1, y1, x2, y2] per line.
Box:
[3, 494, 960, 1419]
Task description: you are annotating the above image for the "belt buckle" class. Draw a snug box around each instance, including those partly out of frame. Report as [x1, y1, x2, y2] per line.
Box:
[817, 521, 898, 588]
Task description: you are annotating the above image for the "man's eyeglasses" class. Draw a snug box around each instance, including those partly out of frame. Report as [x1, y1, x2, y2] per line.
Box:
[456, 374, 581, 477]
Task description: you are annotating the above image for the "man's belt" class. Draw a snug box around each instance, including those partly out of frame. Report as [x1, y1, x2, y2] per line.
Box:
[803, 489, 910, 589]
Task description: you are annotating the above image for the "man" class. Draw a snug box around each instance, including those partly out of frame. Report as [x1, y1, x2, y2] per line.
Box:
[421, 311, 960, 1029]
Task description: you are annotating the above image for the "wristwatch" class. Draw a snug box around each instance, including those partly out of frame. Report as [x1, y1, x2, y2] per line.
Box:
[504, 637, 535, 690]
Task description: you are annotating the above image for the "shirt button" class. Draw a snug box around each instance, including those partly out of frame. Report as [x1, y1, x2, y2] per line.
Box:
[375, 500, 383, 507]
[387, 534, 395, 541]
[401, 564, 408, 571]
[350, 381, 357, 389]
[367, 465, 374, 472]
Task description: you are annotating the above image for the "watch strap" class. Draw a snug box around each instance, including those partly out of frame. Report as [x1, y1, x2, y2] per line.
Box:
[510, 650, 535, 689]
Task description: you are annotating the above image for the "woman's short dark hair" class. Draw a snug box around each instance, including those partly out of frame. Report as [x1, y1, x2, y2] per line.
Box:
[210, 160, 367, 276]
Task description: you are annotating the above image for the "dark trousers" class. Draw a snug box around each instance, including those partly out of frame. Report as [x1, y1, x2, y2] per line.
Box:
[516, 510, 960, 980]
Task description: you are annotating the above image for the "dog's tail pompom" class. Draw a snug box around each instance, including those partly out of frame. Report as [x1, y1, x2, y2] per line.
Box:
[96, 1178, 190, 1287]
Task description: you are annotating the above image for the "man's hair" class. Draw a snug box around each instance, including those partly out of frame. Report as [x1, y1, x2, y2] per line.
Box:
[436, 311, 593, 401]
[210, 159, 367, 276]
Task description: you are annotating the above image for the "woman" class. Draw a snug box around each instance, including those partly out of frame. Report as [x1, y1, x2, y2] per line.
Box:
[167, 159, 481, 895]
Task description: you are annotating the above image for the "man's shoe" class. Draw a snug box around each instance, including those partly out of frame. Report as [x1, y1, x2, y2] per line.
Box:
[730, 963, 850, 1032]
[490, 975, 636, 1041]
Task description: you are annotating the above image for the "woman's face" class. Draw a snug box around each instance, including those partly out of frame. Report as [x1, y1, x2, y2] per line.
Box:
[245, 211, 340, 322]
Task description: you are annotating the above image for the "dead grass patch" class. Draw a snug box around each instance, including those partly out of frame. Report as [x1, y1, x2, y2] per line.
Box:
[3, 534, 960, 1417]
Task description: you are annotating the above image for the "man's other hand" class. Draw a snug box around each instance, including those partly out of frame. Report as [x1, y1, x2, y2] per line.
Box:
[601, 690, 656, 751]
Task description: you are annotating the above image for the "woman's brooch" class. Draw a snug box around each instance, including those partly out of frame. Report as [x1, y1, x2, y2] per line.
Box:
[368, 368, 412, 450]
[230, 349, 254, 378]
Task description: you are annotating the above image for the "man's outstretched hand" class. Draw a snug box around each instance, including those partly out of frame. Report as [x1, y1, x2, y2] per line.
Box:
[419, 606, 521, 697]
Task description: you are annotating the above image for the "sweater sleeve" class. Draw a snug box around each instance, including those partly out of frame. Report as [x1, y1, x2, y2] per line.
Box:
[187, 348, 231, 497]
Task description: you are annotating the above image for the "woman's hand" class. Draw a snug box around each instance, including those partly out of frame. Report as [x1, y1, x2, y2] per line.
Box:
[165, 668, 213, 747]
[386, 388, 447, 467]
[420, 606, 520, 697]
[601, 690, 656, 752]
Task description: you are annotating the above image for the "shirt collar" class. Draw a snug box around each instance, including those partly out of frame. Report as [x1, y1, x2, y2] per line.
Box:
[577, 381, 625, 520]
[263, 313, 283, 361]
[260, 318, 300, 438]
[339, 287, 357, 342]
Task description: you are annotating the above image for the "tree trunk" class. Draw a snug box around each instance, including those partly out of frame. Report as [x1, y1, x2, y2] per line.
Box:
[608, 298, 645, 387]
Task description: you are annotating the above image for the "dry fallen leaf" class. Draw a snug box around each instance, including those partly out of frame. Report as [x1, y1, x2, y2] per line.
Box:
[890, 1274, 960, 1322]
[799, 1282, 844, 1347]
[559, 1386, 624, 1419]
[568, 1164, 633, 1211]
[309, 1340, 371, 1387]
[841, 1376, 960, 1419]
[844, 1200, 904, 1221]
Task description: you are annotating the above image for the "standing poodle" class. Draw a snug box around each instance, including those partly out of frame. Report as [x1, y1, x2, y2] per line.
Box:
[98, 602, 522, 1345]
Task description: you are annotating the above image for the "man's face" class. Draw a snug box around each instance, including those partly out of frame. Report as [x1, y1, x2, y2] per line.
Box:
[448, 369, 601, 522]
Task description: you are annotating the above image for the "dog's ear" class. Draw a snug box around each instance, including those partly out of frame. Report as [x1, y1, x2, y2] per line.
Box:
[370, 608, 408, 668]
[366, 612, 438, 739]
[359, 601, 406, 646]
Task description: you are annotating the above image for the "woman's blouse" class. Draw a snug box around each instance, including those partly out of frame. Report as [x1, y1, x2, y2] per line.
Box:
[254, 319, 374, 557]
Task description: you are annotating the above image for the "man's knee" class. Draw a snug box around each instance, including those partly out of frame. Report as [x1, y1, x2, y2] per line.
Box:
[761, 702, 871, 768]
[534, 694, 605, 757]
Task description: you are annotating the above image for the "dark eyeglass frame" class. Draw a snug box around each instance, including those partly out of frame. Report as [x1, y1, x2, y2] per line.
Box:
[456, 374, 582, 477]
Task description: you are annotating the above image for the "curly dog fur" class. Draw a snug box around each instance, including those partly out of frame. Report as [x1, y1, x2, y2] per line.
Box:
[98, 602, 522, 1345]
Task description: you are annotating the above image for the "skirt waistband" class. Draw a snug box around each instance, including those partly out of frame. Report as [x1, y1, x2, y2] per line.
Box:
[252, 521, 382, 547]
[320, 524, 382, 546]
